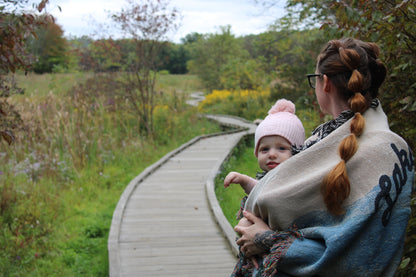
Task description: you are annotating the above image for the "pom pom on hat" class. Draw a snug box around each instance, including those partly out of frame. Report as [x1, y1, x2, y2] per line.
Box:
[254, 99, 305, 157]
[269, 99, 296, 115]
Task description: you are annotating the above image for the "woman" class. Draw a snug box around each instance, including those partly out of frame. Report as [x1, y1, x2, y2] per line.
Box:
[233, 38, 415, 276]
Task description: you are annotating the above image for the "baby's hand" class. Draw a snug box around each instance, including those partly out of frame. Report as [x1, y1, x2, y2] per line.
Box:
[224, 171, 241, 188]
[224, 172, 257, 194]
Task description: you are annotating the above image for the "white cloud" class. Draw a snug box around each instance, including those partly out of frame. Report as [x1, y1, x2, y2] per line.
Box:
[46, 0, 285, 42]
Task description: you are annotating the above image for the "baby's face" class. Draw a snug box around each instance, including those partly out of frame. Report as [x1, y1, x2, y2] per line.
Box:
[257, 135, 292, 172]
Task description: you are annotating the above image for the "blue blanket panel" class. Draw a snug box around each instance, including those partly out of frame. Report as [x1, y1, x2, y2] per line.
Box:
[278, 144, 414, 276]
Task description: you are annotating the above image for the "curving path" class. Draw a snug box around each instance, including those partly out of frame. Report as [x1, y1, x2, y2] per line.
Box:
[108, 92, 256, 276]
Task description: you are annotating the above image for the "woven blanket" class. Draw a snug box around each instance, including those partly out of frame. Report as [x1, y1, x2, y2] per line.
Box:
[244, 104, 415, 276]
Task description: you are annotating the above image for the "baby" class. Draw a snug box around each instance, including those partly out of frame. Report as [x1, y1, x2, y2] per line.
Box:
[224, 98, 305, 270]
[224, 98, 305, 195]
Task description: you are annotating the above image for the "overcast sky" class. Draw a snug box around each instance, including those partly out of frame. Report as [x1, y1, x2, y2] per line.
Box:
[43, 0, 286, 43]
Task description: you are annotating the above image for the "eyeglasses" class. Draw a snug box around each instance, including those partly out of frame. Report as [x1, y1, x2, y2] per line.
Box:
[306, 73, 324, 89]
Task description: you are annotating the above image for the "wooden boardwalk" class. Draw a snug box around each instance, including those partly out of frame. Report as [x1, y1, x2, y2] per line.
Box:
[108, 107, 256, 276]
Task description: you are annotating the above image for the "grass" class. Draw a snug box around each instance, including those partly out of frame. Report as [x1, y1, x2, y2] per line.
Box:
[215, 135, 259, 228]
[0, 72, 220, 276]
[14, 72, 93, 97]
[156, 73, 206, 94]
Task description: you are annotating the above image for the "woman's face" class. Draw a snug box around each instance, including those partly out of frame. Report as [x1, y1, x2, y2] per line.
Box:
[315, 70, 329, 114]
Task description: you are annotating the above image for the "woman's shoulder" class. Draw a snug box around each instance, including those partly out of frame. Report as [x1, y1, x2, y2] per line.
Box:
[363, 103, 410, 150]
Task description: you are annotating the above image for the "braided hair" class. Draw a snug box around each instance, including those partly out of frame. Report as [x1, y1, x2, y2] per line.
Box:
[317, 38, 387, 215]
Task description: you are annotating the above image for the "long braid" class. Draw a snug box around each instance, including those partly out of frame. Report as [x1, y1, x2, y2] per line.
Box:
[322, 93, 367, 215]
[318, 38, 385, 215]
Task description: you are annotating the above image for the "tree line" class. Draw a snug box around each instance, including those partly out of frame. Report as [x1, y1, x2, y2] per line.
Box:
[2, 0, 415, 152]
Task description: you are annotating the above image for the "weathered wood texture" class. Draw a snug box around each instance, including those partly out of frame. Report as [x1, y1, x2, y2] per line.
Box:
[108, 114, 256, 277]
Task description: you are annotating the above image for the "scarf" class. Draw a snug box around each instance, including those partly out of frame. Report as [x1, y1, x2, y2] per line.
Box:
[244, 103, 415, 276]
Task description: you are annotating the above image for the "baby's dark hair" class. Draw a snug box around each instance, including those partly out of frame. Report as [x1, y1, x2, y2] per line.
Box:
[317, 38, 387, 215]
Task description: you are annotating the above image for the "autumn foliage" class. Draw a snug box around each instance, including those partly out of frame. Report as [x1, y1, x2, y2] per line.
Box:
[0, 1, 50, 144]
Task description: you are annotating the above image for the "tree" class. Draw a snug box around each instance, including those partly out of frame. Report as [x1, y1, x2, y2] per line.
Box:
[0, 0, 50, 144]
[86, 39, 122, 72]
[219, 58, 266, 90]
[187, 25, 250, 90]
[111, 0, 180, 136]
[27, 14, 68, 73]
[69, 36, 94, 71]
[252, 29, 326, 107]
[180, 32, 203, 44]
[160, 43, 190, 74]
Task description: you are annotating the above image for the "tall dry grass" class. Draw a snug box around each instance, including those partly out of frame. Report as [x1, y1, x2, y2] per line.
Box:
[0, 73, 218, 275]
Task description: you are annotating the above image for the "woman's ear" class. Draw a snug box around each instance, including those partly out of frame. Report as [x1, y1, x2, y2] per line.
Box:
[323, 75, 332, 93]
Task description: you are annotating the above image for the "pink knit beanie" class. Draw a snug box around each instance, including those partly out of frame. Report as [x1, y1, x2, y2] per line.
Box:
[254, 99, 305, 157]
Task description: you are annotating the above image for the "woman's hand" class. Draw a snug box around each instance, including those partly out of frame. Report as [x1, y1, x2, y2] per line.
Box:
[235, 211, 272, 258]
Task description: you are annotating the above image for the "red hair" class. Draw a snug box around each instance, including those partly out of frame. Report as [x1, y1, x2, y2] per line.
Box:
[317, 38, 386, 215]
